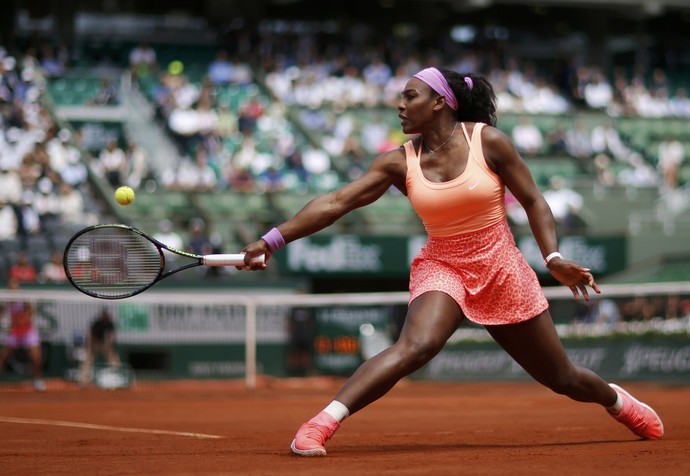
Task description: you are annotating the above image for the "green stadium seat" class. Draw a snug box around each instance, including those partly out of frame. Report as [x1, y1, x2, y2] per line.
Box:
[195, 191, 275, 223]
[359, 191, 424, 235]
[128, 190, 195, 222]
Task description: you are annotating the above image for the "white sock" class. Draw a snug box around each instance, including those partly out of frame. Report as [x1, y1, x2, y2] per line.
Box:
[607, 393, 623, 414]
[323, 400, 350, 422]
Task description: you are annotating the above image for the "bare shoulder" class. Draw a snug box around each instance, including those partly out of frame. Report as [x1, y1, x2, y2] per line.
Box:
[479, 124, 512, 148]
[479, 124, 521, 170]
[371, 144, 408, 173]
[373, 144, 407, 164]
[369, 144, 409, 192]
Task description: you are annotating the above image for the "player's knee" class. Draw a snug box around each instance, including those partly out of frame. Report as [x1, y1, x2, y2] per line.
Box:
[397, 338, 444, 368]
[543, 370, 580, 396]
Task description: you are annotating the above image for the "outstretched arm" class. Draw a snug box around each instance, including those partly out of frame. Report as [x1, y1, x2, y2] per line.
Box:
[241, 148, 406, 268]
[482, 126, 600, 301]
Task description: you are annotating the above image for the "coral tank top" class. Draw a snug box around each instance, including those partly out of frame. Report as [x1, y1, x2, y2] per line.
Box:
[405, 123, 506, 237]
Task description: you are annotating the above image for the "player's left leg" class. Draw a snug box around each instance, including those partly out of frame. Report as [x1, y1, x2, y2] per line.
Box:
[27, 344, 45, 391]
[0, 345, 13, 372]
[486, 309, 663, 439]
[104, 344, 121, 367]
[291, 292, 464, 456]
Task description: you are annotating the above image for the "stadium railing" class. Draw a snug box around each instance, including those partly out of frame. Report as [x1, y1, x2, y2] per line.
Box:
[1, 282, 689, 388]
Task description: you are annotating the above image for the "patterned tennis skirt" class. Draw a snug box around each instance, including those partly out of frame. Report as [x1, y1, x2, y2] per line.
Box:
[409, 220, 549, 326]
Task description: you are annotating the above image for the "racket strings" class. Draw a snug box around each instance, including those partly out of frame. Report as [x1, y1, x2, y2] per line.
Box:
[65, 227, 162, 298]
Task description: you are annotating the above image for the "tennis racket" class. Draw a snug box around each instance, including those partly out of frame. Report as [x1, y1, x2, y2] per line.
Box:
[63, 224, 264, 300]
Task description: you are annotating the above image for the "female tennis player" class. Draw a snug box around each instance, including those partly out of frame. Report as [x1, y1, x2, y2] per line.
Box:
[241, 67, 664, 455]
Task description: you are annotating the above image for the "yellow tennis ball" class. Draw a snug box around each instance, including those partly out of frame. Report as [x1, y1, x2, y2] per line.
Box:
[168, 60, 184, 75]
[115, 186, 135, 206]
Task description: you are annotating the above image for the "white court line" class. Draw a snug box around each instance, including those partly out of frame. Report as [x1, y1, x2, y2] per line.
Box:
[0, 416, 224, 439]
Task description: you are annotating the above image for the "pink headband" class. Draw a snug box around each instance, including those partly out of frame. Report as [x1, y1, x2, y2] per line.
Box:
[413, 67, 458, 110]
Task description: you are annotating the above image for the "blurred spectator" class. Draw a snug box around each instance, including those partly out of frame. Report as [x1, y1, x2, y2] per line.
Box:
[523, 79, 570, 114]
[505, 191, 529, 228]
[60, 150, 88, 187]
[229, 133, 258, 171]
[258, 166, 285, 193]
[362, 56, 392, 89]
[153, 219, 184, 251]
[664, 294, 681, 320]
[512, 116, 544, 156]
[224, 165, 256, 193]
[593, 154, 617, 187]
[173, 147, 218, 192]
[49, 130, 87, 187]
[39, 251, 67, 283]
[0, 278, 45, 391]
[214, 103, 239, 138]
[78, 307, 120, 387]
[238, 98, 264, 135]
[169, 74, 199, 110]
[229, 57, 253, 86]
[186, 219, 213, 256]
[207, 50, 234, 86]
[620, 296, 661, 322]
[383, 65, 411, 106]
[39, 43, 65, 78]
[57, 182, 86, 226]
[287, 307, 316, 377]
[0, 161, 23, 208]
[282, 152, 309, 192]
[195, 96, 219, 137]
[0, 200, 18, 239]
[302, 146, 331, 176]
[545, 123, 568, 155]
[124, 140, 149, 189]
[617, 153, 659, 187]
[583, 70, 613, 110]
[590, 121, 630, 163]
[129, 42, 157, 79]
[16, 191, 41, 236]
[9, 251, 37, 284]
[97, 139, 126, 187]
[542, 176, 587, 233]
[669, 88, 690, 118]
[342, 134, 367, 181]
[18, 145, 45, 190]
[46, 128, 76, 175]
[578, 298, 621, 326]
[360, 114, 391, 154]
[168, 104, 201, 155]
[33, 176, 61, 230]
[565, 120, 593, 162]
[87, 78, 118, 106]
[20, 46, 43, 80]
[657, 135, 684, 189]
[649, 68, 669, 95]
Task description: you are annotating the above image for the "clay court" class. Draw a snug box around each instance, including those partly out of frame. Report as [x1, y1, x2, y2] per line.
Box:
[1, 378, 688, 475]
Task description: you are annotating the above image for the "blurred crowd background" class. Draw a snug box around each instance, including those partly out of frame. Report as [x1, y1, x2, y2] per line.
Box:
[0, 0, 689, 323]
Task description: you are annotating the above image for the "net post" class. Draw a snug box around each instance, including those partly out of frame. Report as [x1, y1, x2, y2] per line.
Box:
[245, 298, 257, 390]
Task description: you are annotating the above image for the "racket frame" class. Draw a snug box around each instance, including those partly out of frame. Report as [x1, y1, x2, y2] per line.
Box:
[63, 223, 261, 299]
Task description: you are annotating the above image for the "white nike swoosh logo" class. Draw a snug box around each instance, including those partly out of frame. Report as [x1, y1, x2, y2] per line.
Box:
[469, 181, 480, 190]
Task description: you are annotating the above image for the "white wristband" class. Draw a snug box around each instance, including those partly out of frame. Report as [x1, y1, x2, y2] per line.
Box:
[544, 252, 563, 266]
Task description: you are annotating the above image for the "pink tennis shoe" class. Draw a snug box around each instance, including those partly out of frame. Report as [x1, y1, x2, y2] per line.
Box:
[290, 411, 340, 456]
[608, 383, 664, 439]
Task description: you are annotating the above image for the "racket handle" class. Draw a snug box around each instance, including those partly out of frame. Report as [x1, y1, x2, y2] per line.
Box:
[203, 253, 266, 266]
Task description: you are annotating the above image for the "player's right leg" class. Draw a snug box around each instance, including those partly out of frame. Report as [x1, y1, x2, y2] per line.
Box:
[27, 344, 45, 392]
[486, 310, 663, 439]
[0, 345, 12, 371]
[291, 292, 464, 456]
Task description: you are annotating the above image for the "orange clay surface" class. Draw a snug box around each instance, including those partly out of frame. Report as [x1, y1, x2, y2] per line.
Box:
[1, 377, 689, 476]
